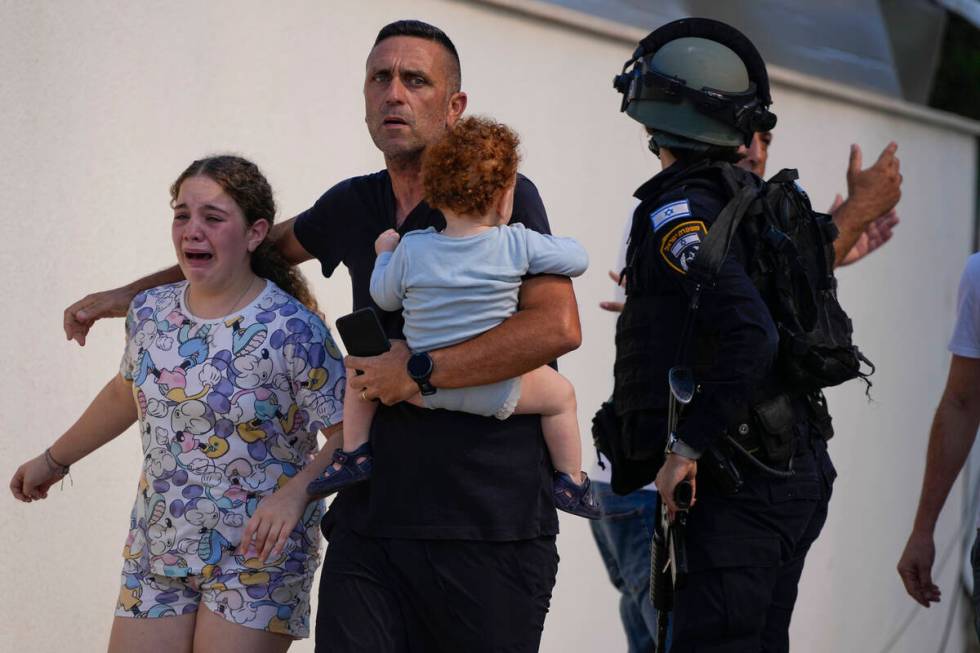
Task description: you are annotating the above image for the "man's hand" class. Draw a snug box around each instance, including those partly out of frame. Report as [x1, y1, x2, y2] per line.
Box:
[655, 453, 697, 515]
[839, 209, 899, 266]
[897, 530, 942, 607]
[831, 189, 900, 267]
[63, 286, 137, 346]
[829, 142, 902, 266]
[428, 275, 580, 389]
[599, 269, 626, 313]
[845, 142, 902, 228]
[345, 339, 416, 405]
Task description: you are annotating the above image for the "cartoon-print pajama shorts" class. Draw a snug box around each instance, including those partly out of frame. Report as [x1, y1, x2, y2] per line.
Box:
[114, 564, 314, 639]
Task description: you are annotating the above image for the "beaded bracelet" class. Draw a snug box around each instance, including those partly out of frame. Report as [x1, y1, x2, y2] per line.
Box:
[44, 447, 70, 477]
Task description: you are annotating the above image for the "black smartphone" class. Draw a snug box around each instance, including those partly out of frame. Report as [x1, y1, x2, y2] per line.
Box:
[335, 307, 391, 357]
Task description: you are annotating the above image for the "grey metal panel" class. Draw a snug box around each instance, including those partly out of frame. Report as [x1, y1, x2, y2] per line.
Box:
[543, 0, 904, 97]
[880, 0, 947, 103]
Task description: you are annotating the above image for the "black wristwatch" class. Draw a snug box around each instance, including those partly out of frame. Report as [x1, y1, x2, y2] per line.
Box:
[407, 351, 436, 396]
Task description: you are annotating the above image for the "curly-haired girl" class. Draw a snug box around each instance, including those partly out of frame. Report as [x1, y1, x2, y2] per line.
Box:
[308, 117, 597, 519]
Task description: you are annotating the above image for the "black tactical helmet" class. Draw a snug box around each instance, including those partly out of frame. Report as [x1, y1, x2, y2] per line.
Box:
[613, 18, 777, 147]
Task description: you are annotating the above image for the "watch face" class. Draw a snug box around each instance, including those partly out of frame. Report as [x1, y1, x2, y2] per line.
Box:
[407, 352, 433, 379]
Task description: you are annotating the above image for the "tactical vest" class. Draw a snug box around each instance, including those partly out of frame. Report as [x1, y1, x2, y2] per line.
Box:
[605, 161, 872, 482]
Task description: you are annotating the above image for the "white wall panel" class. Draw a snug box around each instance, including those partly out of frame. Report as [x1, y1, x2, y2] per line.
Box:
[0, 1, 975, 651]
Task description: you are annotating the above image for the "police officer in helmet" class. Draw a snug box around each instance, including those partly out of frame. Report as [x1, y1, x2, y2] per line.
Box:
[608, 18, 850, 652]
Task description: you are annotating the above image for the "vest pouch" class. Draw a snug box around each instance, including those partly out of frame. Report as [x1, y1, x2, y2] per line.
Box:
[591, 402, 662, 495]
[591, 400, 619, 462]
[793, 287, 866, 389]
[699, 441, 744, 496]
[805, 391, 835, 441]
[620, 410, 666, 462]
[614, 409, 664, 494]
[780, 339, 868, 391]
[777, 323, 868, 393]
[801, 345, 861, 387]
[750, 394, 797, 466]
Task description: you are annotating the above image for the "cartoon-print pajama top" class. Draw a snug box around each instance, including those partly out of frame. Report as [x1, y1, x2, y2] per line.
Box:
[117, 280, 344, 581]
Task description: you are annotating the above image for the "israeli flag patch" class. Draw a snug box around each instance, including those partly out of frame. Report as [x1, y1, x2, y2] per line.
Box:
[649, 200, 691, 231]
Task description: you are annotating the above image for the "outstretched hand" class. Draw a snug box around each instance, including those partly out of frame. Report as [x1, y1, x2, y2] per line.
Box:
[63, 286, 135, 346]
[9, 455, 64, 502]
[345, 339, 416, 405]
[832, 187, 900, 267]
[845, 142, 902, 228]
[897, 530, 942, 607]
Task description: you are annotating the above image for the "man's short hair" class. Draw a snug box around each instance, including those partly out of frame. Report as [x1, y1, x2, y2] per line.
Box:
[374, 20, 461, 93]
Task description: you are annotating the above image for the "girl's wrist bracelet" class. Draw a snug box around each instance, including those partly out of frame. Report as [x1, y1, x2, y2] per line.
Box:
[43, 448, 70, 476]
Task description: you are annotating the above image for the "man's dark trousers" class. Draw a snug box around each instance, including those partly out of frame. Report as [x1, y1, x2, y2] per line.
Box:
[316, 527, 558, 653]
[670, 435, 836, 653]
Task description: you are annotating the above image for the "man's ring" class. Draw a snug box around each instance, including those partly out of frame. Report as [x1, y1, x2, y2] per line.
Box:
[361, 390, 367, 401]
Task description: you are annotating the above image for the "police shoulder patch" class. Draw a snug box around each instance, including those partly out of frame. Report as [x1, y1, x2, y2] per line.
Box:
[659, 220, 708, 274]
[649, 199, 691, 231]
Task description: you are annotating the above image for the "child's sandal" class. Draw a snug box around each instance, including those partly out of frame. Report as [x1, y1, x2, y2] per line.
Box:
[306, 442, 373, 499]
[553, 471, 601, 520]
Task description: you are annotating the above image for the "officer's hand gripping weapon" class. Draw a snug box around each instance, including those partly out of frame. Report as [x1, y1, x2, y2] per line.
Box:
[651, 366, 696, 652]
[652, 479, 692, 652]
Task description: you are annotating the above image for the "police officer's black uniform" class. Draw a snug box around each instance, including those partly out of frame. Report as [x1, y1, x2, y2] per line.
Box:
[606, 18, 852, 653]
[619, 160, 837, 652]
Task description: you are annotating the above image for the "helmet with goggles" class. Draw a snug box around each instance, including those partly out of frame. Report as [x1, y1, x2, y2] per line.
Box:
[613, 18, 777, 147]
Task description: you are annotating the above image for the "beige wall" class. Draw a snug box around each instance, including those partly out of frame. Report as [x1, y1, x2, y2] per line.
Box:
[1, 1, 976, 651]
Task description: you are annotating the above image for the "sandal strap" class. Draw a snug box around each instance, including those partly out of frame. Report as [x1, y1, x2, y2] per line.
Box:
[331, 442, 372, 467]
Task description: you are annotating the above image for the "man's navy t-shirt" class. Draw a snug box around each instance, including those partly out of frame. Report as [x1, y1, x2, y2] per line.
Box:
[294, 170, 559, 540]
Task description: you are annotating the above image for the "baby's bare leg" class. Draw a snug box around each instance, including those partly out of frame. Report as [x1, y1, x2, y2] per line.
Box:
[340, 379, 423, 456]
[513, 366, 583, 483]
[341, 377, 377, 453]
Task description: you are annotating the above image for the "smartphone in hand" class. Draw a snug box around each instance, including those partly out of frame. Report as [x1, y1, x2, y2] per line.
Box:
[335, 308, 391, 358]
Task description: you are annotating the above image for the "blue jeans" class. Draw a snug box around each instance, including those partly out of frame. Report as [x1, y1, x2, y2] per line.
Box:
[589, 481, 667, 653]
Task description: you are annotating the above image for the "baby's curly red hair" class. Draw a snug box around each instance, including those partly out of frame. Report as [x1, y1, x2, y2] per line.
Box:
[422, 116, 521, 216]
